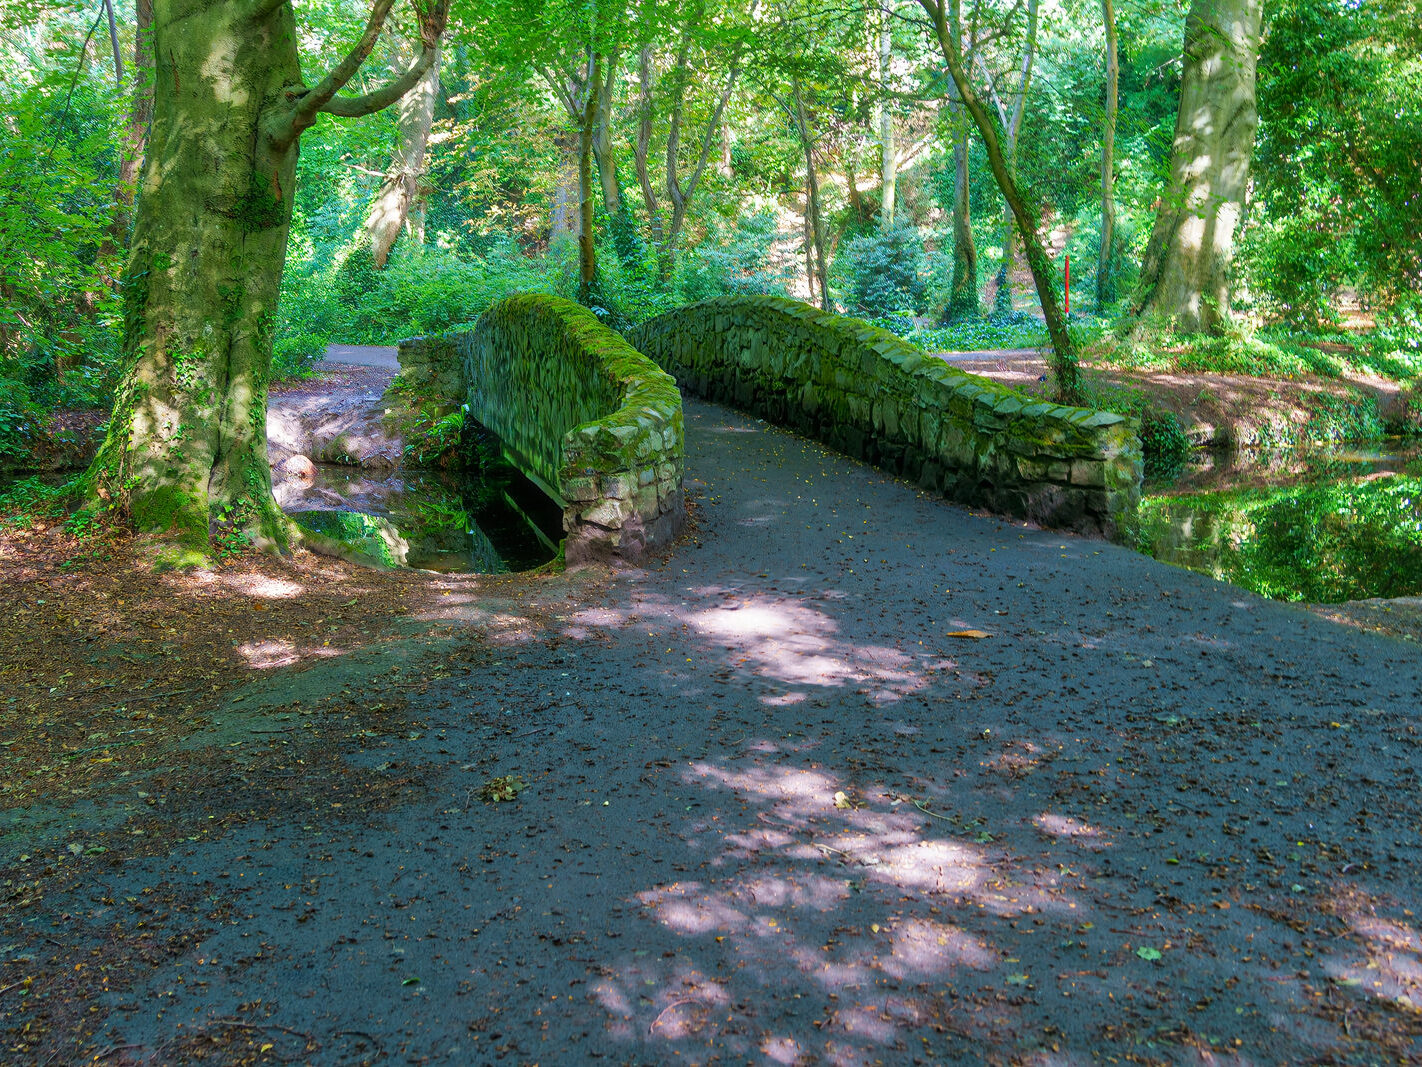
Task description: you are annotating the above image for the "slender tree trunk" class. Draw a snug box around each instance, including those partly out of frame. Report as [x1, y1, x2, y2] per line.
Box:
[634, 45, 665, 251]
[1134, 0, 1263, 333]
[112, 0, 153, 248]
[661, 49, 739, 278]
[845, 157, 868, 227]
[1097, 0, 1119, 307]
[592, 49, 621, 216]
[577, 54, 601, 304]
[946, 98, 980, 321]
[550, 133, 581, 238]
[919, 0, 1079, 401]
[792, 79, 831, 312]
[365, 40, 440, 267]
[988, 0, 1038, 318]
[878, 0, 897, 230]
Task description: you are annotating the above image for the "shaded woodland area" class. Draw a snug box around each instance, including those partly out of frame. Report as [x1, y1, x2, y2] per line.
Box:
[4, 2, 1422, 1063]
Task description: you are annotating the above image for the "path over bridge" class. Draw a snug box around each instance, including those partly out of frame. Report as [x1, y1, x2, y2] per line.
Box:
[63, 392, 1422, 1065]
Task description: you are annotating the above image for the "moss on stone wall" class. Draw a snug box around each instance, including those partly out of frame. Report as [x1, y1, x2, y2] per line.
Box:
[406, 295, 685, 564]
[629, 295, 1141, 535]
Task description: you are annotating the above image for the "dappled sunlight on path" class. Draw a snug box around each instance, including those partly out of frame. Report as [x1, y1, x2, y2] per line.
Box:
[11, 399, 1422, 1064]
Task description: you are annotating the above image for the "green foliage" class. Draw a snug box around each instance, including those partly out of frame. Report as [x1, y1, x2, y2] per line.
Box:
[837, 225, 926, 317]
[894, 317, 1050, 353]
[0, 475, 72, 527]
[0, 380, 41, 459]
[0, 64, 124, 418]
[674, 210, 792, 304]
[1250, 0, 1422, 324]
[402, 407, 466, 467]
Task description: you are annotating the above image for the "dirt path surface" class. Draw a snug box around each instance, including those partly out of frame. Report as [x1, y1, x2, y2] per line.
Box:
[5, 400, 1422, 1065]
[323, 344, 401, 371]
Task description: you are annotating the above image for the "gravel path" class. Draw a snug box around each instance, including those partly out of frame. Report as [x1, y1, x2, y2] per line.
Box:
[22, 399, 1422, 1064]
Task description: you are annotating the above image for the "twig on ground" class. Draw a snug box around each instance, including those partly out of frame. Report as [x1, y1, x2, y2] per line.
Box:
[910, 797, 953, 821]
[649, 997, 706, 1034]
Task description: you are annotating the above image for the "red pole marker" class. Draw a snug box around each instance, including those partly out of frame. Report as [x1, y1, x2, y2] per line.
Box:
[1064, 253, 1070, 315]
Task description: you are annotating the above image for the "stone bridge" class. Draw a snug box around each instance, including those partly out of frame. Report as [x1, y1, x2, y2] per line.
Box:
[629, 295, 1142, 536]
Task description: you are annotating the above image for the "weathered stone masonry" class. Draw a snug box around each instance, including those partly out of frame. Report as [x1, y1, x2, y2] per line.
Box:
[398, 294, 685, 564]
[630, 295, 1142, 535]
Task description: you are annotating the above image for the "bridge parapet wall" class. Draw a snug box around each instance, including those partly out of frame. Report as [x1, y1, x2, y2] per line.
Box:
[400, 294, 684, 564]
[629, 295, 1141, 535]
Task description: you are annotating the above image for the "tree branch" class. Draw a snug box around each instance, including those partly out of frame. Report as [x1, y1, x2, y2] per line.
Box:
[296, 0, 398, 121]
[321, 42, 442, 117]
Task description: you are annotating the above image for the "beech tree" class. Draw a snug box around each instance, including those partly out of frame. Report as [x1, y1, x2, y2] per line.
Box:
[1133, 0, 1263, 333]
[84, 0, 449, 552]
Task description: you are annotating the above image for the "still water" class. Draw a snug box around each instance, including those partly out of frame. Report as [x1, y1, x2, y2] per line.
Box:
[1130, 443, 1422, 603]
[283, 463, 563, 574]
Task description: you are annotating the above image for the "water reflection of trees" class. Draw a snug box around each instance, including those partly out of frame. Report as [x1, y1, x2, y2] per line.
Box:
[1134, 475, 1422, 601]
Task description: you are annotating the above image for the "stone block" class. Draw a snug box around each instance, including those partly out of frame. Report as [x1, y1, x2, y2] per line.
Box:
[563, 475, 600, 502]
[602, 473, 636, 499]
[581, 498, 630, 527]
[1070, 459, 1106, 487]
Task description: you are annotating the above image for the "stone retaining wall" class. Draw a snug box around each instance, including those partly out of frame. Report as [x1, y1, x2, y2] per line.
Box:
[401, 294, 685, 564]
[629, 295, 1141, 535]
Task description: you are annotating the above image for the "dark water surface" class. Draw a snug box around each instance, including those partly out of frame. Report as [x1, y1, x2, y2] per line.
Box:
[1132, 441, 1422, 602]
[284, 464, 562, 574]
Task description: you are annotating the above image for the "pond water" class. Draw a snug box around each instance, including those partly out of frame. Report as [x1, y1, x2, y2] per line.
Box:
[1131, 442, 1422, 603]
[282, 462, 563, 574]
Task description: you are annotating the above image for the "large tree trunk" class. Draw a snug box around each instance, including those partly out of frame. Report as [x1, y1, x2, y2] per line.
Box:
[1097, 0, 1119, 307]
[365, 40, 440, 267]
[87, 0, 302, 550]
[919, 0, 1080, 402]
[792, 79, 831, 313]
[1134, 0, 1263, 333]
[86, 0, 447, 553]
[945, 98, 980, 321]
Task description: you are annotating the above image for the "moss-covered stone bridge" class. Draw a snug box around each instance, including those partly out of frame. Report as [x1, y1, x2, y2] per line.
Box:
[396, 294, 1143, 564]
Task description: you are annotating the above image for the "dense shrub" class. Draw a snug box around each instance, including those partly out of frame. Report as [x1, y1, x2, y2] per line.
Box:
[838, 224, 926, 317]
[674, 210, 792, 303]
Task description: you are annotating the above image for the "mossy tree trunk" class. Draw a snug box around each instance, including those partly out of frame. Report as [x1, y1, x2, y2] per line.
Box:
[85, 0, 447, 552]
[1133, 0, 1263, 334]
[577, 54, 601, 305]
[1097, 0, 1119, 307]
[919, 0, 1080, 402]
[792, 78, 832, 313]
[945, 92, 980, 321]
